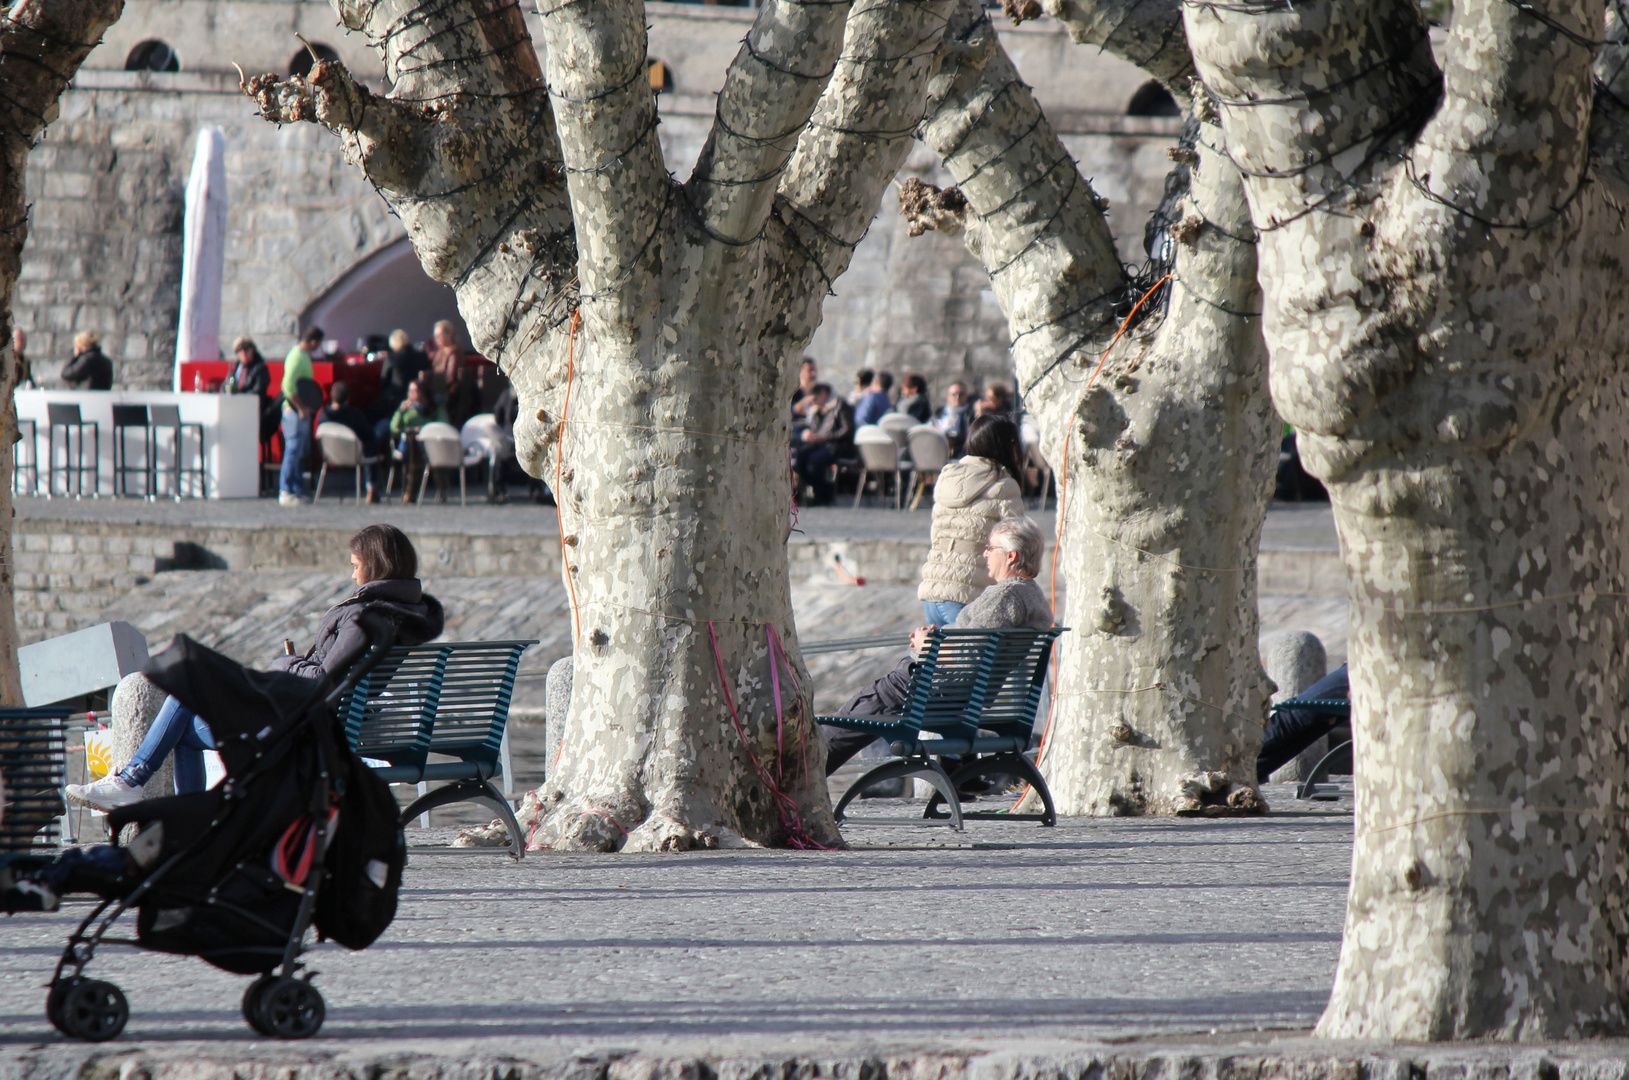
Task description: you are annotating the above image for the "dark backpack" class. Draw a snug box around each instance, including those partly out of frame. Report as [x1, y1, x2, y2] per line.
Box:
[314, 746, 405, 950]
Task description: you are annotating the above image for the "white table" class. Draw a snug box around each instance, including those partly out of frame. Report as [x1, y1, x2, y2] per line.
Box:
[15, 390, 261, 499]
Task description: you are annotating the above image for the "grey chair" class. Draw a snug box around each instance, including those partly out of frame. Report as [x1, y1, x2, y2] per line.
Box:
[148, 403, 206, 499]
[46, 402, 98, 498]
[110, 404, 153, 498]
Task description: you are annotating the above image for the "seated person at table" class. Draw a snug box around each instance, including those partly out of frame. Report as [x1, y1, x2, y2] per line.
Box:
[390, 378, 445, 440]
[61, 331, 113, 390]
[65, 525, 443, 811]
[320, 381, 383, 501]
[373, 328, 429, 423]
[821, 517, 1053, 776]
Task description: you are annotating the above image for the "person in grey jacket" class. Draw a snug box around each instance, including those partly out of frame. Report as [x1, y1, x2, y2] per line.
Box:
[822, 517, 1052, 776]
[67, 525, 443, 810]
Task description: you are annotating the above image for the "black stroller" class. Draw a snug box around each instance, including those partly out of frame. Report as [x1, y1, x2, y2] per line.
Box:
[21, 615, 407, 1042]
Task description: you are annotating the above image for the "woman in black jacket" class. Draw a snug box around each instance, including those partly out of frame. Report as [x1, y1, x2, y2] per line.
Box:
[66, 525, 444, 810]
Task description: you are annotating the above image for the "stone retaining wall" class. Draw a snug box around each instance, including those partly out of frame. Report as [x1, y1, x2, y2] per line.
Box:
[7, 1042, 1628, 1080]
[15, 517, 1339, 644]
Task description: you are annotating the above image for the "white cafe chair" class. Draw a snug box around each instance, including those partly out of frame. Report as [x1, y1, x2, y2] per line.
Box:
[853, 425, 904, 509]
[461, 413, 515, 501]
[416, 421, 483, 506]
[315, 422, 380, 503]
[905, 424, 950, 510]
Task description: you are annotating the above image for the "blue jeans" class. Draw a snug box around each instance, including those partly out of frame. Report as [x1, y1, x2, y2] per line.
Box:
[922, 600, 965, 627]
[280, 409, 310, 496]
[118, 695, 216, 794]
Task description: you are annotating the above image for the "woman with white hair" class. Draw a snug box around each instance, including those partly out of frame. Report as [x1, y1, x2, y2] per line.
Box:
[822, 516, 1053, 776]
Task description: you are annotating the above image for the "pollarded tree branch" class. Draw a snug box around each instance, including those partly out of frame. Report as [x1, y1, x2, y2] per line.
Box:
[1419, 0, 1598, 222]
[918, 2, 1124, 413]
[687, 0, 855, 247]
[1041, 0, 1193, 105]
[537, 0, 668, 331]
[1591, 0, 1629, 182]
[772, 0, 954, 339]
[248, 0, 574, 374]
[918, 0, 1273, 817]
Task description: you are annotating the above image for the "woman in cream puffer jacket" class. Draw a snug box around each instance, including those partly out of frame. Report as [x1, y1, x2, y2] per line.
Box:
[918, 415, 1026, 624]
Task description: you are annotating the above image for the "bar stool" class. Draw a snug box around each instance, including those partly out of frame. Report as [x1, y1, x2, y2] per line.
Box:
[149, 403, 206, 499]
[110, 404, 153, 498]
[46, 402, 98, 498]
[13, 417, 37, 495]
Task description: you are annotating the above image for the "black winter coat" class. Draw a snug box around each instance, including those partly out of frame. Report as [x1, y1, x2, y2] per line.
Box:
[61, 347, 113, 390]
[270, 578, 444, 680]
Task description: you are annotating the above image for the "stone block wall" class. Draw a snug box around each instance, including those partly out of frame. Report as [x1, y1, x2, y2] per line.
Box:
[22, 0, 1177, 405]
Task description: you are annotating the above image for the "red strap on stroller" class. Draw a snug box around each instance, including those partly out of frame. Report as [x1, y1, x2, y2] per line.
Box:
[273, 803, 339, 889]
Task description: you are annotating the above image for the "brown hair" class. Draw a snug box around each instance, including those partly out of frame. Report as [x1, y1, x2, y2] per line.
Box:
[349, 524, 417, 582]
[966, 415, 1025, 485]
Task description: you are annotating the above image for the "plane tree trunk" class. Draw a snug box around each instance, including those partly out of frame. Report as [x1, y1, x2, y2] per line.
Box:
[248, 0, 951, 850]
[0, 0, 124, 710]
[910, 0, 1277, 815]
[1188, 0, 1629, 1038]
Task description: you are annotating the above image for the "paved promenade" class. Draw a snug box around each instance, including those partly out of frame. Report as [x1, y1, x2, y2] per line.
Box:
[5, 789, 1351, 1056]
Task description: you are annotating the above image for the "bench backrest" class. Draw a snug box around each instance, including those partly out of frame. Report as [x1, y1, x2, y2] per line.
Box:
[0, 708, 69, 853]
[902, 627, 1064, 743]
[338, 640, 535, 768]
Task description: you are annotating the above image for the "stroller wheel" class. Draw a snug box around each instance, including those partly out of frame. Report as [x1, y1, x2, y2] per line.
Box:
[242, 975, 278, 1036]
[253, 976, 324, 1039]
[49, 978, 128, 1042]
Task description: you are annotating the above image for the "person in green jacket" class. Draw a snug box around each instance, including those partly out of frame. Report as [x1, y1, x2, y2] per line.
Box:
[278, 326, 323, 505]
[389, 379, 447, 503]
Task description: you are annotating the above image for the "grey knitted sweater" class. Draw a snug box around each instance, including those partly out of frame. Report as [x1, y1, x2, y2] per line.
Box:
[954, 576, 1053, 631]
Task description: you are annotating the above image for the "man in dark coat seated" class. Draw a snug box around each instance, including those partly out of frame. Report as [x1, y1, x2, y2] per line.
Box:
[1256, 664, 1349, 782]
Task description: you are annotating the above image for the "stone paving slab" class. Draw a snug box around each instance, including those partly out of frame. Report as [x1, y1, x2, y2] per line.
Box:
[4, 790, 1353, 1058]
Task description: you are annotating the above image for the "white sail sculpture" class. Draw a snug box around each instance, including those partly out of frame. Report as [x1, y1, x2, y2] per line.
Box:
[173, 127, 227, 390]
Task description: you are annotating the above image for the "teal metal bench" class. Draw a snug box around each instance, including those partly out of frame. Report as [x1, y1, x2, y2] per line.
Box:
[1269, 694, 1352, 800]
[822, 626, 1066, 830]
[0, 708, 69, 854]
[337, 639, 537, 857]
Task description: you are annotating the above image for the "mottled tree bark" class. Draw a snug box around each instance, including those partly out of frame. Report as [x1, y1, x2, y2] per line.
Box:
[1189, 0, 1629, 1039]
[0, 0, 124, 710]
[250, 0, 950, 851]
[911, 0, 1276, 815]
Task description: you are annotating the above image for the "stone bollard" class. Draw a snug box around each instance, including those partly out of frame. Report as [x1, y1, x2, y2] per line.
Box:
[544, 655, 573, 780]
[109, 672, 171, 801]
[1259, 630, 1328, 783]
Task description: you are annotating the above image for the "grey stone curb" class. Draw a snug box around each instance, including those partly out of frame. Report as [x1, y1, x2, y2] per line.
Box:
[9, 1040, 1629, 1080]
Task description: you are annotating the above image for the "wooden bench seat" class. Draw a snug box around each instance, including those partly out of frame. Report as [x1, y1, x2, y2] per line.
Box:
[820, 626, 1065, 830]
[338, 639, 537, 857]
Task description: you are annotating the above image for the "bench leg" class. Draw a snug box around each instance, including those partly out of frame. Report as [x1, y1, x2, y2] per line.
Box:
[834, 755, 963, 830]
[1296, 738, 1353, 800]
[926, 753, 1056, 826]
[399, 778, 527, 859]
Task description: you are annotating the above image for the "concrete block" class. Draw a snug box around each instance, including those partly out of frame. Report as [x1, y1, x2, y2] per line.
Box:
[1260, 629, 1330, 784]
[545, 655, 573, 777]
[19, 620, 149, 706]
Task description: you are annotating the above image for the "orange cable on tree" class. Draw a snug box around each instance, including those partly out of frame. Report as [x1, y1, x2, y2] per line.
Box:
[552, 310, 581, 777]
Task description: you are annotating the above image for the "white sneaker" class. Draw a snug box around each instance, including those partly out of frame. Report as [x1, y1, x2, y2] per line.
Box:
[65, 774, 145, 811]
[278, 491, 303, 506]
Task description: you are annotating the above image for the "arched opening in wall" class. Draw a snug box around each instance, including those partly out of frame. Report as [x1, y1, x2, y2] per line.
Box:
[300, 237, 472, 356]
[648, 59, 673, 93]
[1126, 80, 1179, 117]
[125, 40, 180, 73]
[289, 43, 341, 79]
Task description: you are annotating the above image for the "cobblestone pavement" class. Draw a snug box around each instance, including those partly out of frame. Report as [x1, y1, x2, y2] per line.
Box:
[3, 787, 1352, 1055]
